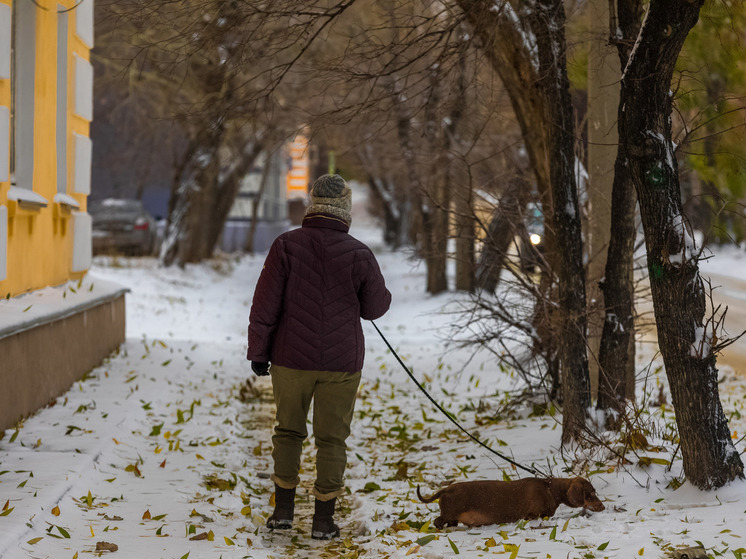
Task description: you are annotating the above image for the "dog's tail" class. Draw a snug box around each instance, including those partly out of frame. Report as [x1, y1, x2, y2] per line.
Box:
[416, 485, 443, 503]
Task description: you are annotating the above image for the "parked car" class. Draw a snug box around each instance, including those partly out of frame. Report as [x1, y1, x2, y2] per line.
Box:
[90, 199, 157, 256]
[519, 202, 545, 273]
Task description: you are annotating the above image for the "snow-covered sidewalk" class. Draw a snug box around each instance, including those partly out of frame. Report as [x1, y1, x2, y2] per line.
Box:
[2, 231, 746, 559]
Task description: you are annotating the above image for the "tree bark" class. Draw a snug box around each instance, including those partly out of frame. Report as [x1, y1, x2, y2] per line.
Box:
[457, 0, 591, 439]
[206, 141, 265, 254]
[160, 123, 224, 267]
[596, 0, 644, 418]
[621, 0, 743, 489]
[528, 0, 591, 444]
[245, 152, 273, 255]
[449, 47, 475, 292]
[423, 65, 450, 295]
[475, 177, 529, 291]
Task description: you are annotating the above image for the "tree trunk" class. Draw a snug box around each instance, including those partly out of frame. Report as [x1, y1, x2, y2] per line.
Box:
[457, 0, 590, 434]
[207, 141, 265, 254]
[449, 47, 474, 292]
[475, 177, 528, 291]
[245, 152, 273, 255]
[596, 0, 644, 418]
[390, 79, 426, 252]
[529, 0, 591, 444]
[160, 124, 223, 267]
[368, 175, 405, 249]
[621, 0, 743, 489]
[454, 183, 475, 292]
[423, 65, 449, 295]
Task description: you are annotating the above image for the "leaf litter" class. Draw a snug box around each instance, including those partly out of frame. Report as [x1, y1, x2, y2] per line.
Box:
[1, 229, 746, 557]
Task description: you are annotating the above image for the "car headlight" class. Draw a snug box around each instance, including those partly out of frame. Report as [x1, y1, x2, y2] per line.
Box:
[529, 233, 542, 245]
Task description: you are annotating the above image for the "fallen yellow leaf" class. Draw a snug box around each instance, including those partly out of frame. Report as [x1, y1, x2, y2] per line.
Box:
[52, 506, 60, 517]
[406, 545, 421, 555]
[142, 510, 151, 520]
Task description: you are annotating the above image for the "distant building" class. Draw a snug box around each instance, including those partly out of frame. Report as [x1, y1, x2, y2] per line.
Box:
[0, 0, 126, 431]
[220, 134, 311, 253]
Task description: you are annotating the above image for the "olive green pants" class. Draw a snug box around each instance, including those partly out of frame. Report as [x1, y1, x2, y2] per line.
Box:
[269, 364, 362, 501]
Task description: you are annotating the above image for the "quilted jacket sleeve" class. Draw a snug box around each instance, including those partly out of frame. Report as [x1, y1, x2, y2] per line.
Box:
[358, 249, 392, 321]
[247, 239, 288, 362]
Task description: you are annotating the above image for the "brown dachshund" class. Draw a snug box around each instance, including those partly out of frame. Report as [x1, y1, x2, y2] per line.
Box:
[417, 476, 604, 528]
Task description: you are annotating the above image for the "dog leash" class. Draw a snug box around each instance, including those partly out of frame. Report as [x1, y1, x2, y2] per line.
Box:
[370, 320, 545, 477]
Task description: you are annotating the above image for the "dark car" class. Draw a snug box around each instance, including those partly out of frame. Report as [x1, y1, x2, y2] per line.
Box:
[90, 199, 157, 256]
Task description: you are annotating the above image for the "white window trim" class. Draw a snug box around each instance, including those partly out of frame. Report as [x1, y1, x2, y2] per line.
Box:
[0, 205, 7, 282]
[73, 132, 91, 195]
[75, 0, 94, 48]
[0, 106, 8, 182]
[73, 54, 93, 121]
[71, 211, 92, 272]
[57, 5, 69, 194]
[8, 186, 48, 208]
[54, 192, 80, 209]
[0, 5, 10, 80]
[12, 0, 37, 191]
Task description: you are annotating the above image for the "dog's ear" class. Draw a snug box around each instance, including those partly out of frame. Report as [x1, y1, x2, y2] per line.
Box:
[566, 478, 585, 507]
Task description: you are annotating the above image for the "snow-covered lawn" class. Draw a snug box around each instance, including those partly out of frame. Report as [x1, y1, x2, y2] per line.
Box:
[2, 227, 746, 559]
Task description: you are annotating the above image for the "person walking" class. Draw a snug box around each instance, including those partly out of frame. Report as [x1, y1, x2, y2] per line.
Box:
[247, 174, 392, 539]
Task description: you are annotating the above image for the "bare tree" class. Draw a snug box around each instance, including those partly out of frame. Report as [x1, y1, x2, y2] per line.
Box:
[457, 0, 591, 442]
[618, 0, 743, 489]
[595, 0, 643, 419]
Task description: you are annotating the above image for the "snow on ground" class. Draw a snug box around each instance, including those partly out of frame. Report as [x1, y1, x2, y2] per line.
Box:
[2, 220, 746, 559]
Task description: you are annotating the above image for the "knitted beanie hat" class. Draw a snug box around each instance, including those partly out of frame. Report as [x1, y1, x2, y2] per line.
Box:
[306, 174, 352, 224]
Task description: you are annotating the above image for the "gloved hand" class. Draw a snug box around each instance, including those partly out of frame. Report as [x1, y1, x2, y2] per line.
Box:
[251, 361, 270, 376]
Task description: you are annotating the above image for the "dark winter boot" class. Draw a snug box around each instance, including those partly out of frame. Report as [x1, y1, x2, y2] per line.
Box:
[266, 484, 295, 530]
[311, 497, 340, 540]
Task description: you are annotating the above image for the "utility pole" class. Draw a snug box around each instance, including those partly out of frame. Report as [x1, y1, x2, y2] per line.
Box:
[586, 0, 621, 397]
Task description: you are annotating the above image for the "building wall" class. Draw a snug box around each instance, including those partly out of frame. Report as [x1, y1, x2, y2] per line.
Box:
[0, 292, 125, 431]
[0, 0, 94, 297]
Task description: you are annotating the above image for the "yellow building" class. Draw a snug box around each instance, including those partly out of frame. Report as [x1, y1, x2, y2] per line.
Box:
[0, 0, 126, 430]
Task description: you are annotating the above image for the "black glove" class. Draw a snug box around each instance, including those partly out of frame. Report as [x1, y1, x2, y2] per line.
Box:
[251, 361, 270, 376]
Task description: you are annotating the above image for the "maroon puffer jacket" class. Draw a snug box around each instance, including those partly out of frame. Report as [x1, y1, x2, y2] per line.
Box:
[247, 213, 391, 373]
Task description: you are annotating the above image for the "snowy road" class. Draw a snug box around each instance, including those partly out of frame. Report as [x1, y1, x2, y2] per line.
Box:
[704, 271, 746, 375]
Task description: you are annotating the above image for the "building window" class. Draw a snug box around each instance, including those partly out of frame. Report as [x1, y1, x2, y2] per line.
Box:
[71, 211, 92, 272]
[10, 0, 37, 191]
[0, 4, 10, 80]
[0, 107, 8, 183]
[0, 205, 6, 282]
[73, 133, 91, 195]
[75, 0, 94, 49]
[74, 54, 93, 121]
[57, 6, 69, 194]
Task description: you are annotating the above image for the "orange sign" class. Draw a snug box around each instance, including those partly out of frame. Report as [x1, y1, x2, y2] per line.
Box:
[287, 135, 310, 200]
